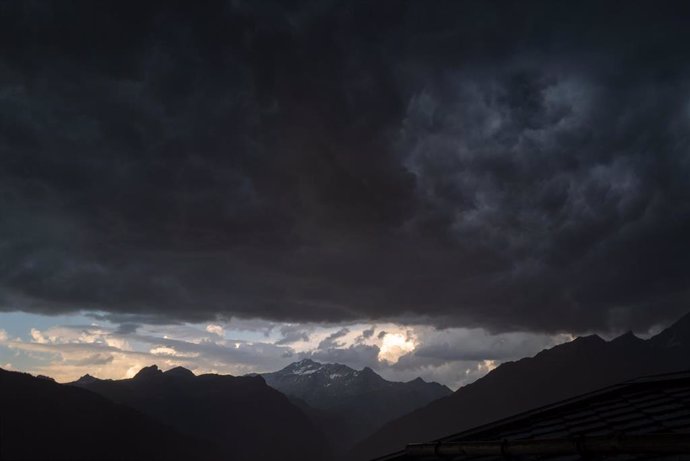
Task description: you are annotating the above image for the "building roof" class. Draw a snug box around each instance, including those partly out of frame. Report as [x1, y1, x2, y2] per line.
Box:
[375, 370, 690, 460]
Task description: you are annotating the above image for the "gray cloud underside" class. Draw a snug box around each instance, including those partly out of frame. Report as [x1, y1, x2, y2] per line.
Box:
[1, 1, 690, 332]
[4, 322, 563, 388]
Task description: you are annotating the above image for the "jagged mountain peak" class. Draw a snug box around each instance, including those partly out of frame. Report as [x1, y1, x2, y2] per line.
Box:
[650, 311, 690, 348]
[73, 373, 100, 385]
[531, 333, 605, 360]
[261, 359, 452, 451]
[280, 359, 356, 377]
[574, 333, 606, 344]
[267, 360, 392, 392]
[63, 363, 330, 461]
[0, 367, 218, 460]
[611, 330, 642, 345]
[284, 358, 326, 373]
[164, 366, 195, 378]
[133, 364, 163, 380]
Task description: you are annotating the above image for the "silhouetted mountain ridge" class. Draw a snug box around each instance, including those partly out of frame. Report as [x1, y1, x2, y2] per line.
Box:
[352, 311, 690, 460]
[72, 373, 99, 385]
[133, 364, 162, 379]
[0, 368, 219, 460]
[164, 365, 196, 378]
[72, 365, 329, 461]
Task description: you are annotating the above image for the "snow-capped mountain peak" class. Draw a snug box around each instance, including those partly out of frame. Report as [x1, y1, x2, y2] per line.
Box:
[261, 359, 451, 409]
[259, 359, 452, 449]
[285, 358, 324, 375]
[279, 359, 359, 380]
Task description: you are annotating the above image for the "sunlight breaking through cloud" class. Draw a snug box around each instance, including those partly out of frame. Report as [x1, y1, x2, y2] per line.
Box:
[378, 332, 417, 364]
[0, 313, 573, 388]
[206, 324, 224, 337]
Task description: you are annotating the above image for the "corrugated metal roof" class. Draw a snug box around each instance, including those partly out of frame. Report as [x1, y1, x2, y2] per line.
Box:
[375, 371, 690, 460]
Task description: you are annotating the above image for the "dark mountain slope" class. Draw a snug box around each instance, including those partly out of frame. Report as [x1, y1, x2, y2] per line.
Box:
[352, 312, 690, 460]
[0, 368, 217, 460]
[261, 359, 451, 450]
[72, 365, 329, 461]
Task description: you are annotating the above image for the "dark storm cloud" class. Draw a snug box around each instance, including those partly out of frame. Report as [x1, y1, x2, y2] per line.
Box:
[275, 324, 311, 345]
[317, 328, 350, 349]
[115, 323, 140, 335]
[356, 326, 376, 344]
[1, 1, 690, 332]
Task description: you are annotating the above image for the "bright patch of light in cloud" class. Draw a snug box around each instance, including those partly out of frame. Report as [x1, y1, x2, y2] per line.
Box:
[378, 332, 417, 364]
[150, 346, 199, 358]
[206, 324, 224, 337]
[477, 359, 497, 373]
[150, 346, 177, 356]
[30, 328, 47, 343]
[125, 364, 144, 379]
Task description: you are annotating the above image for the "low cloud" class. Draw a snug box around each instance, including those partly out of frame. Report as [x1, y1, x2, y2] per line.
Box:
[67, 353, 114, 366]
[411, 327, 573, 362]
[275, 325, 311, 345]
[0, 317, 576, 389]
[317, 328, 350, 349]
[205, 324, 224, 337]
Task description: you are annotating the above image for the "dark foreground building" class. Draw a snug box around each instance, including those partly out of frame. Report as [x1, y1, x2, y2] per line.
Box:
[375, 371, 690, 460]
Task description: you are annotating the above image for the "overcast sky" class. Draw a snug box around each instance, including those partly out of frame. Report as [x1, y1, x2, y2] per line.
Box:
[1, 1, 689, 387]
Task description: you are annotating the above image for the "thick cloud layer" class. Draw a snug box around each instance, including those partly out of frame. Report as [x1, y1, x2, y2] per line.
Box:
[1, 1, 690, 332]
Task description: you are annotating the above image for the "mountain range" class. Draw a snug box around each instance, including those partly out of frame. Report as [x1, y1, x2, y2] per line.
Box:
[260, 358, 452, 450]
[3, 311, 690, 461]
[0, 359, 449, 460]
[350, 312, 690, 460]
[0, 368, 219, 460]
[69, 365, 330, 461]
